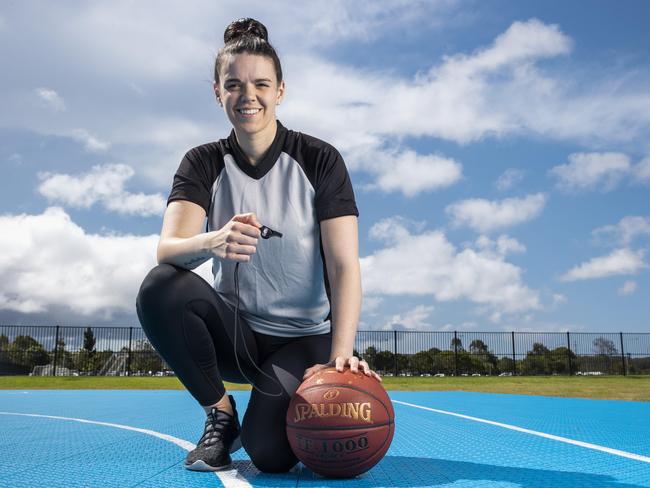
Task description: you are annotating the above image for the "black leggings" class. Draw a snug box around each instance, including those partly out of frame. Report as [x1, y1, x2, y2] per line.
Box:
[135, 263, 332, 473]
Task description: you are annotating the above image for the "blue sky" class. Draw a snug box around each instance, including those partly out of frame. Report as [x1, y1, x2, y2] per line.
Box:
[0, 1, 649, 333]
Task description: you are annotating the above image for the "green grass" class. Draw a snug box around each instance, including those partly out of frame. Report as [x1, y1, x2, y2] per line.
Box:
[1, 375, 648, 401]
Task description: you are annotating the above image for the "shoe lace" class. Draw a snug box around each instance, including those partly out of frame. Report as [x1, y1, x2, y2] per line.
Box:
[198, 410, 232, 447]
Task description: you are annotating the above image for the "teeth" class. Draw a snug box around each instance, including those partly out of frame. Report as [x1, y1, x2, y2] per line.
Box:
[239, 109, 260, 115]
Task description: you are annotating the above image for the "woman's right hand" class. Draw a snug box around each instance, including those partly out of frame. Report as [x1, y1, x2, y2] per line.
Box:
[205, 213, 262, 263]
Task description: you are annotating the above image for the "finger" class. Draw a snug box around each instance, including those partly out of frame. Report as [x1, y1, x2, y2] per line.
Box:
[358, 360, 371, 375]
[237, 234, 259, 246]
[225, 246, 257, 263]
[234, 221, 261, 239]
[349, 356, 360, 373]
[303, 367, 315, 379]
[335, 357, 346, 372]
[227, 243, 257, 255]
[241, 212, 263, 232]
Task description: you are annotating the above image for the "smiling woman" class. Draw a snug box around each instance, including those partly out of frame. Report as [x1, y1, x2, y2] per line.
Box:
[135, 17, 377, 477]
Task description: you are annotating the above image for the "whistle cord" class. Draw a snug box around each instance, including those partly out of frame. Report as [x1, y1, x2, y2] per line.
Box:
[232, 262, 285, 397]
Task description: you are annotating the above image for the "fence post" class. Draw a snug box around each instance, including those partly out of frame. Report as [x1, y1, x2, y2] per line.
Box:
[566, 331, 572, 376]
[393, 330, 398, 377]
[620, 332, 626, 376]
[511, 331, 516, 376]
[127, 327, 133, 376]
[453, 331, 459, 377]
[53, 325, 60, 377]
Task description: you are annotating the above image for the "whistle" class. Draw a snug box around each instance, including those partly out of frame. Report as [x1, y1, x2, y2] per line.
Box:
[260, 225, 283, 239]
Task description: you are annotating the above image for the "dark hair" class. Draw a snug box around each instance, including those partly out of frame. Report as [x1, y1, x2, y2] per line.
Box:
[214, 18, 282, 85]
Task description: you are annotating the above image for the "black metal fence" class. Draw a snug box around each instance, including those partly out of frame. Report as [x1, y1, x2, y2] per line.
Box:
[0, 325, 169, 377]
[1, 325, 648, 377]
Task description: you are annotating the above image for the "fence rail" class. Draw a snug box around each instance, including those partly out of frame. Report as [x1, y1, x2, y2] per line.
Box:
[1, 325, 649, 377]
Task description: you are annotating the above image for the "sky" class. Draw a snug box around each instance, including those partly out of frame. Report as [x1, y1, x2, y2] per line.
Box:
[0, 0, 649, 334]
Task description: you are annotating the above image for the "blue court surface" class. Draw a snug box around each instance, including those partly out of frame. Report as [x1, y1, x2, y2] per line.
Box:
[1, 390, 649, 487]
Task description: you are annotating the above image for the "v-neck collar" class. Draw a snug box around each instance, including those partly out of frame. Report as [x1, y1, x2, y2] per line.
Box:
[227, 119, 287, 180]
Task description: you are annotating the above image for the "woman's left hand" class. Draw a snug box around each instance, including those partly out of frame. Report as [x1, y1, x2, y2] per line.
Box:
[303, 356, 382, 382]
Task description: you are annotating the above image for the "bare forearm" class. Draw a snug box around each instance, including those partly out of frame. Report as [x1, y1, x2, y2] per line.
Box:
[157, 234, 211, 269]
[328, 263, 362, 361]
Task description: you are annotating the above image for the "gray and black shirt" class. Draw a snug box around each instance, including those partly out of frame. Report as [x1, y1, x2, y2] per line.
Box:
[167, 120, 359, 337]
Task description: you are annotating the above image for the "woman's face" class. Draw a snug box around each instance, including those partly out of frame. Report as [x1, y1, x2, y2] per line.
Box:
[215, 53, 285, 137]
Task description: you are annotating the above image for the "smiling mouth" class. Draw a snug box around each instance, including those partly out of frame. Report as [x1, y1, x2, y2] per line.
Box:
[237, 108, 261, 115]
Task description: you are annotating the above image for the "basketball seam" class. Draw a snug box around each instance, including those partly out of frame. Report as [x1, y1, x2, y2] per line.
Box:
[286, 421, 393, 431]
[294, 383, 394, 419]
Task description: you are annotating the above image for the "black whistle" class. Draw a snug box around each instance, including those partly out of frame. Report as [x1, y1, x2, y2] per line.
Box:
[260, 225, 282, 239]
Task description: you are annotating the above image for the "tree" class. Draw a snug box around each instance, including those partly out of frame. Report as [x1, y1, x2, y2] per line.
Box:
[591, 337, 620, 374]
[83, 327, 96, 355]
[7, 335, 49, 370]
[593, 337, 617, 356]
[363, 346, 378, 370]
[520, 342, 552, 375]
[129, 339, 164, 374]
[451, 337, 464, 351]
[548, 346, 577, 375]
[53, 338, 75, 371]
[469, 339, 489, 355]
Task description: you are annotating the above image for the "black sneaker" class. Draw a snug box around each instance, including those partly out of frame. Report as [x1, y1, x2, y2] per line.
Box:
[184, 395, 242, 471]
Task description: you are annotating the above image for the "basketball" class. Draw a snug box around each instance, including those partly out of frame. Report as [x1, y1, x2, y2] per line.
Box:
[285, 366, 395, 478]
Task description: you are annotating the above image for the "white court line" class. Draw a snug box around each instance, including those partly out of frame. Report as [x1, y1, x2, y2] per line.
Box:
[393, 400, 650, 464]
[0, 411, 254, 487]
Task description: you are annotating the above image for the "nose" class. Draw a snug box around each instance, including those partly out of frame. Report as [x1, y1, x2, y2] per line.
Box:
[242, 83, 257, 103]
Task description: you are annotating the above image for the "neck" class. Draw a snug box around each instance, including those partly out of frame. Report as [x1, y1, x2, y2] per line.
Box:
[234, 119, 278, 167]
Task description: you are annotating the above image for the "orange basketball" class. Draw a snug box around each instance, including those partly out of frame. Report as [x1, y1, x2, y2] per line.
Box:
[285, 366, 395, 478]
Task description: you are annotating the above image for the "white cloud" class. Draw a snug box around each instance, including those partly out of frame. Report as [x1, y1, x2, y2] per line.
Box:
[361, 149, 462, 197]
[269, 0, 457, 46]
[368, 216, 426, 244]
[474, 235, 526, 256]
[593, 216, 650, 246]
[495, 168, 524, 191]
[70, 129, 110, 152]
[560, 248, 647, 282]
[500, 321, 585, 333]
[552, 293, 567, 306]
[618, 280, 637, 296]
[0, 207, 212, 317]
[633, 156, 650, 184]
[446, 193, 546, 233]
[4, 13, 650, 198]
[361, 296, 383, 314]
[437, 321, 478, 332]
[379, 305, 436, 331]
[37, 164, 166, 217]
[35, 88, 66, 112]
[549, 152, 631, 191]
[361, 218, 540, 316]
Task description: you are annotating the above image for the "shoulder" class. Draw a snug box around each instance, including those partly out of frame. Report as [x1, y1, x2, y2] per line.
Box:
[283, 126, 343, 165]
[183, 141, 226, 163]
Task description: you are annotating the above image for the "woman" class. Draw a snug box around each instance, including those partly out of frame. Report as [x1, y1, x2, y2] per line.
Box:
[136, 17, 381, 474]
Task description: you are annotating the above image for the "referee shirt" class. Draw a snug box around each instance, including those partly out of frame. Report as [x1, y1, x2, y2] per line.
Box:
[167, 120, 359, 337]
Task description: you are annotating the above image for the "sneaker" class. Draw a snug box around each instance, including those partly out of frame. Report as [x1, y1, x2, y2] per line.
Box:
[184, 395, 242, 471]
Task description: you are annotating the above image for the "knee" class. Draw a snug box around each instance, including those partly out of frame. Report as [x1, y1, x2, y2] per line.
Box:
[136, 263, 183, 310]
[242, 432, 298, 473]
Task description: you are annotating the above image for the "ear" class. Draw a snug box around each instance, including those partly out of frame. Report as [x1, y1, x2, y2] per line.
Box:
[213, 82, 222, 105]
[276, 79, 286, 105]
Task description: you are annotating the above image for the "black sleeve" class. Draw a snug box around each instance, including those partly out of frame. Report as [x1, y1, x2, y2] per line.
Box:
[314, 147, 359, 222]
[166, 147, 216, 214]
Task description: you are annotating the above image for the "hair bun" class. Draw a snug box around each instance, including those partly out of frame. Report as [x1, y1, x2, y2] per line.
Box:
[224, 18, 269, 44]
